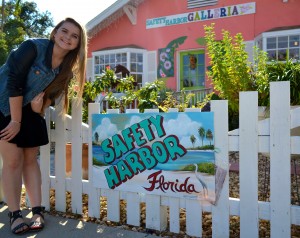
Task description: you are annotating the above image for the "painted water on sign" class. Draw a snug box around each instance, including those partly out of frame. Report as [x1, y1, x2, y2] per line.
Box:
[93, 145, 214, 171]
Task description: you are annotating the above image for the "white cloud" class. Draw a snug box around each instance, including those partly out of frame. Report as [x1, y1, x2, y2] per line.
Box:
[94, 117, 118, 141]
[125, 115, 143, 128]
[163, 114, 203, 144]
[94, 113, 209, 148]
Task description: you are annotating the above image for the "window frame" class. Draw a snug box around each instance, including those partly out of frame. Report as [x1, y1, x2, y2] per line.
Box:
[92, 48, 147, 87]
[255, 28, 300, 62]
[177, 49, 206, 91]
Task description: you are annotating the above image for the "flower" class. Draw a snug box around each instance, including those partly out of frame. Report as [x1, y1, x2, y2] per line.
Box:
[68, 77, 80, 99]
[164, 60, 172, 70]
[73, 85, 80, 93]
[160, 69, 166, 78]
[160, 52, 168, 62]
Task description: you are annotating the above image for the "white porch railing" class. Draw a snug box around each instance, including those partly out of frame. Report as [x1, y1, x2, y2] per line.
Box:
[99, 88, 213, 112]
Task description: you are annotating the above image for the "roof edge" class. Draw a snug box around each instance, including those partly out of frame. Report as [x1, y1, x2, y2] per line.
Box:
[85, 0, 131, 31]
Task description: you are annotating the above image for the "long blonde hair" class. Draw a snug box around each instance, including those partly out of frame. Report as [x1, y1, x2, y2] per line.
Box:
[44, 17, 87, 114]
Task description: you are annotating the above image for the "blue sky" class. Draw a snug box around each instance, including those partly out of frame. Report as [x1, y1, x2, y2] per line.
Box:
[92, 112, 215, 148]
[31, 0, 117, 25]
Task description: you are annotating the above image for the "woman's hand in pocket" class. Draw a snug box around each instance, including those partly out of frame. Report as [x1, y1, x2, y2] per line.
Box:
[31, 92, 45, 113]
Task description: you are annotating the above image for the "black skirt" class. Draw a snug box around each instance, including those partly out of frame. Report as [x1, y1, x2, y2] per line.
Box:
[0, 104, 49, 148]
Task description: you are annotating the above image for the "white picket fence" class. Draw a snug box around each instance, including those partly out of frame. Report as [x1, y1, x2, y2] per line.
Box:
[1, 81, 300, 237]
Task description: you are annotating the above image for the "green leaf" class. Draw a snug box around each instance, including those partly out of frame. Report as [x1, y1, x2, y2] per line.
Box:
[196, 37, 206, 46]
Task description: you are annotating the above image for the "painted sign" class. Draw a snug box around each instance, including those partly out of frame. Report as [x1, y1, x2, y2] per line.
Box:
[92, 112, 226, 204]
[146, 2, 256, 29]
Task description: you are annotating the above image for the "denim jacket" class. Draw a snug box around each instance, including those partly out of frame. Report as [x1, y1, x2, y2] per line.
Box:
[0, 38, 59, 116]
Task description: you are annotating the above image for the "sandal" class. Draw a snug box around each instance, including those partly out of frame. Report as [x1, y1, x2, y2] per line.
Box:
[8, 210, 29, 235]
[29, 206, 45, 231]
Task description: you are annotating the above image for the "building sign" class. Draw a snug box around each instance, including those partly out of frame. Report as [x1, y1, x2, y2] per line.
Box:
[146, 2, 256, 29]
[92, 112, 226, 204]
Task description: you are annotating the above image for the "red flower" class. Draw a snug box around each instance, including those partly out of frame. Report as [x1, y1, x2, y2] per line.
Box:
[73, 85, 80, 92]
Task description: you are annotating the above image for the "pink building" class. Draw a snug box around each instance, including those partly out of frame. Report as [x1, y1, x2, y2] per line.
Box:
[86, 0, 300, 92]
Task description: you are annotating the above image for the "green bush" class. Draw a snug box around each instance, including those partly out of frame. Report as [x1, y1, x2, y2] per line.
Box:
[92, 157, 107, 166]
[197, 145, 214, 150]
[183, 162, 215, 175]
[267, 59, 300, 106]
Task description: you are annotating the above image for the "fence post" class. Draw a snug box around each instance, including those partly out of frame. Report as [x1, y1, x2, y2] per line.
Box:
[40, 107, 51, 210]
[71, 98, 83, 213]
[211, 100, 229, 238]
[54, 96, 67, 212]
[270, 81, 291, 238]
[88, 103, 101, 218]
[239, 91, 259, 237]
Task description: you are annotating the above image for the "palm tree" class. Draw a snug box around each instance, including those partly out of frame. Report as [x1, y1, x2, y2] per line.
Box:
[198, 127, 205, 146]
[190, 135, 196, 148]
[94, 132, 99, 143]
[206, 129, 213, 145]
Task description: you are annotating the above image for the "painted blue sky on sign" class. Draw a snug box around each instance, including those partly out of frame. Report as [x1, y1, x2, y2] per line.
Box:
[92, 112, 214, 148]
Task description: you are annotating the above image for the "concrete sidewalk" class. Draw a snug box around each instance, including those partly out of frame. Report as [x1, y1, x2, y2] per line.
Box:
[0, 204, 160, 238]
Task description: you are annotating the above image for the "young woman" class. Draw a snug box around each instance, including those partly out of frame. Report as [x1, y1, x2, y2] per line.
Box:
[0, 17, 87, 235]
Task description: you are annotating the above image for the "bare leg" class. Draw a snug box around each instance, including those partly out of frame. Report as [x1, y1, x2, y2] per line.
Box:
[0, 140, 28, 233]
[22, 147, 41, 207]
[22, 147, 44, 228]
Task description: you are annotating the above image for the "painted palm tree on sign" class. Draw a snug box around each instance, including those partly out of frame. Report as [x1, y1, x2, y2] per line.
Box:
[190, 134, 196, 148]
[206, 129, 213, 145]
[94, 132, 99, 143]
[198, 127, 205, 146]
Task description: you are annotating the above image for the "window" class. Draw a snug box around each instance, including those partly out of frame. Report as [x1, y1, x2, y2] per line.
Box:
[179, 50, 205, 90]
[94, 53, 127, 76]
[92, 48, 145, 87]
[130, 52, 144, 87]
[187, 0, 218, 9]
[256, 28, 300, 61]
[266, 35, 299, 61]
